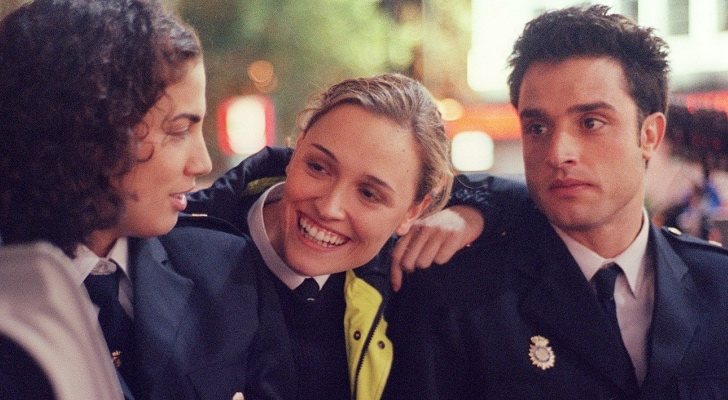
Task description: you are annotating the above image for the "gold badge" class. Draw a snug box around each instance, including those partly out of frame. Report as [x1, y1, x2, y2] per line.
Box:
[529, 335, 555, 370]
[111, 350, 122, 368]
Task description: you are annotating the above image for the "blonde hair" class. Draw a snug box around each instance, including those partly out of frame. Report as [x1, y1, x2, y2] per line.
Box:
[297, 73, 453, 216]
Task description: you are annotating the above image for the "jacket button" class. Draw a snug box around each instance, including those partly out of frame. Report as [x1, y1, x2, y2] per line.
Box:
[353, 331, 361, 340]
[377, 341, 385, 349]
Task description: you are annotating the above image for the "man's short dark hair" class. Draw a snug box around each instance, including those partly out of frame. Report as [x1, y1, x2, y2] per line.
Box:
[507, 4, 670, 118]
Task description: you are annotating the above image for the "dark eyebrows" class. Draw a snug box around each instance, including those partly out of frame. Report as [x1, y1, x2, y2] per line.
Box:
[567, 101, 616, 114]
[171, 112, 202, 124]
[310, 143, 395, 193]
[311, 143, 337, 162]
[519, 102, 616, 120]
[519, 108, 548, 120]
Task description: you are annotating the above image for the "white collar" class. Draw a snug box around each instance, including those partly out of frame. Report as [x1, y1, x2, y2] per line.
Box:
[72, 237, 129, 286]
[247, 182, 329, 290]
[553, 209, 650, 297]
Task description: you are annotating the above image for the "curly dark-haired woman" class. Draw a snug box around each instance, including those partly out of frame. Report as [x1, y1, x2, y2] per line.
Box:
[0, 1, 285, 399]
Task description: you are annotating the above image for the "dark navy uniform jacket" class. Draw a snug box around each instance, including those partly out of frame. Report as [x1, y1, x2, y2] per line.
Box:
[385, 177, 728, 400]
[0, 227, 294, 400]
[131, 227, 294, 400]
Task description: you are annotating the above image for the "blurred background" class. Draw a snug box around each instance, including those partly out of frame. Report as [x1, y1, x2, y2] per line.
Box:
[4, 0, 728, 239]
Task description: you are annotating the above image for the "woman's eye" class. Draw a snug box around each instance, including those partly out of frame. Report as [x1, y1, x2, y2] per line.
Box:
[359, 187, 381, 203]
[170, 126, 191, 136]
[306, 161, 326, 173]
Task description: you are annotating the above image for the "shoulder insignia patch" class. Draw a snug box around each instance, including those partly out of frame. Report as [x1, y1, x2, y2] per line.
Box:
[242, 176, 286, 196]
[661, 226, 728, 255]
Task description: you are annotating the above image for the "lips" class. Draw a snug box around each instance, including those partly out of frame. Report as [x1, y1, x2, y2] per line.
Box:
[550, 178, 590, 190]
[546, 177, 593, 198]
[298, 214, 348, 248]
[171, 192, 189, 211]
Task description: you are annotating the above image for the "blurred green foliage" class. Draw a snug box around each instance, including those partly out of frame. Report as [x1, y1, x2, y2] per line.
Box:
[1, 0, 470, 177]
[178, 0, 419, 174]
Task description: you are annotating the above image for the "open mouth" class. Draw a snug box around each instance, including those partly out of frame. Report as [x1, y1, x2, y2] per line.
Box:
[298, 215, 347, 248]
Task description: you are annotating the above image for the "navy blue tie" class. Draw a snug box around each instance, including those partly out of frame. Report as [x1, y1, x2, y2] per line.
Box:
[295, 278, 320, 302]
[83, 263, 134, 383]
[593, 263, 624, 341]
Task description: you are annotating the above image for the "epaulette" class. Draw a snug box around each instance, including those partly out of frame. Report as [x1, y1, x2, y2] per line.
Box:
[661, 226, 728, 255]
[176, 213, 244, 237]
[241, 176, 286, 197]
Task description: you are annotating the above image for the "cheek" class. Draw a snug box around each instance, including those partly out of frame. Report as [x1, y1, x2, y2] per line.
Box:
[284, 173, 317, 202]
[362, 210, 409, 242]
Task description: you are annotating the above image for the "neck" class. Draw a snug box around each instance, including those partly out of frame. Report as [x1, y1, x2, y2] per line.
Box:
[561, 207, 645, 259]
[87, 229, 119, 257]
[262, 200, 285, 260]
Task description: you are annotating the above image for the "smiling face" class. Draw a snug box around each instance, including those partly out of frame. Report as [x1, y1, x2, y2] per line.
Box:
[265, 103, 429, 276]
[518, 57, 664, 255]
[107, 59, 211, 245]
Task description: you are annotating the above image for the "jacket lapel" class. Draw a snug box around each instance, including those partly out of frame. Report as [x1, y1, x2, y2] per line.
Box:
[640, 226, 701, 392]
[519, 225, 639, 396]
[129, 237, 194, 383]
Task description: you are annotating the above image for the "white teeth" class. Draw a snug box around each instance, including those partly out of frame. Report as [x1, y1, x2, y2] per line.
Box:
[299, 216, 346, 247]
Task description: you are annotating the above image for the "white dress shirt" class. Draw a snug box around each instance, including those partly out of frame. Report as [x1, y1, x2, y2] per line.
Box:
[247, 182, 329, 291]
[72, 238, 134, 318]
[553, 209, 654, 384]
[0, 242, 123, 399]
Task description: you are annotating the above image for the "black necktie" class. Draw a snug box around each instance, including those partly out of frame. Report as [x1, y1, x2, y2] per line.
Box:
[592, 263, 623, 341]
[295, 278, 320, 302]
[83, 263, 134, 377]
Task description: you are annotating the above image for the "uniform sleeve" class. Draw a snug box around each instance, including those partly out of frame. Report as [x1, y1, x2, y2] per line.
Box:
[383, 270, 471, 400]
[448, 173, 534, 245]
[185, 146, 293, 232]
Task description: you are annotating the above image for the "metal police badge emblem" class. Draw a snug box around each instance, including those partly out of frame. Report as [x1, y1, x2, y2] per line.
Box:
[111, 350, 122, 368]
[529, 335, 555, 370]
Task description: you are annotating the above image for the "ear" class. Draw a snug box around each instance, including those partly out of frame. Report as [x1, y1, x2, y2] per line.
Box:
[640, 112, 666, 162]
[395, 195, 433, 236]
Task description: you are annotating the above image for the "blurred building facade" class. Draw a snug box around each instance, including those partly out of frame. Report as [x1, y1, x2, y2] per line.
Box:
[409, 0, 728, 221]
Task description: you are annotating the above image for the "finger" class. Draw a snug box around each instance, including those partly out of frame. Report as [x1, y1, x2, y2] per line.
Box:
[398, 227, 429, 272]
[390, 261, 404, 292]
[432, 238, 467, 265]
[410, 234, 443, 269]
[391, 233, 413, 273]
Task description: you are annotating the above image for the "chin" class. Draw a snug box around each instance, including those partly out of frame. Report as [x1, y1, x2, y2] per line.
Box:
[148, 218, 178, 237]
[288, 257, 350, 276]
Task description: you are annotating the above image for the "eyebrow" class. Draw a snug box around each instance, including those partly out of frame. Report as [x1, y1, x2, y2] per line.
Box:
[519, 101, 616, 120]
[311, 143, 395, 193]
[170, 112, 203, 124]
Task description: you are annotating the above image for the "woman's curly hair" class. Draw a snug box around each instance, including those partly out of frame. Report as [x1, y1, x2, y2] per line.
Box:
[0, 0, 201, 256]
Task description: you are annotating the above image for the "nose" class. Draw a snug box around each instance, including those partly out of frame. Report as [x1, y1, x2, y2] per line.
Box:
[185, 133, 212, 177]
[314, 185, 347, 221]
[544, 128, 578, 168]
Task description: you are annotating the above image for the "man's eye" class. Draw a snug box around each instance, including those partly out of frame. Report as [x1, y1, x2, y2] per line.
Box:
[526, 124, 547, 136]
[583, 118, 605, 130]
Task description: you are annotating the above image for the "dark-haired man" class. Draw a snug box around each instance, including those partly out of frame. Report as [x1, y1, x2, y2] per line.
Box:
[386, 5, 728, 399]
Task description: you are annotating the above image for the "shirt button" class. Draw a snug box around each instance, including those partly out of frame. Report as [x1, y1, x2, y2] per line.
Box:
[353, 331, 361, 340]
[377, 340, 385, 349]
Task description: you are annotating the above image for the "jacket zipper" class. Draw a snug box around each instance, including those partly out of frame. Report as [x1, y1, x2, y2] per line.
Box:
[351, 301, 386, 400]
